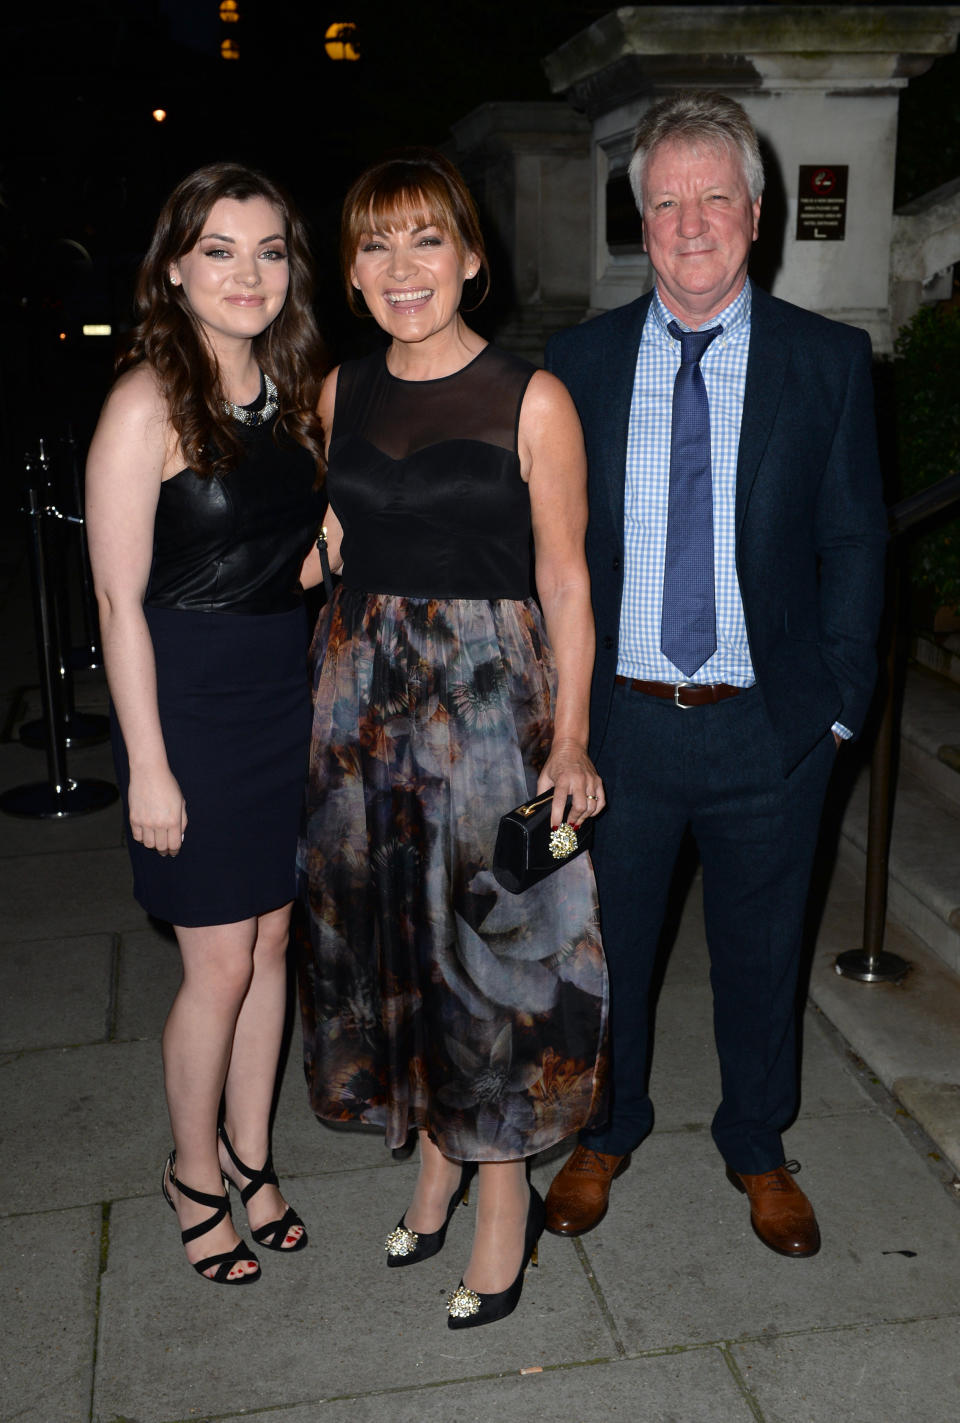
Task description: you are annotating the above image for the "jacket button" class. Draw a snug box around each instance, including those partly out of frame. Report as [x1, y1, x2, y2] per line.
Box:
[611, 557, 621, 570]
[602, 635, 614, 650]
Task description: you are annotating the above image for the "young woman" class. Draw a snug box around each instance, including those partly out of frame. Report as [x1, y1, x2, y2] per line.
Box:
[298, 149, 608, 1328]
[87, 163, 327, 1285]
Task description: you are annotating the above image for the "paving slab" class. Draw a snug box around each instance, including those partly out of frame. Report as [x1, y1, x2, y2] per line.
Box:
[0, 932, 114, 1050]
[894, 1077, 960, 1179]
[0, 780, 123, 860]
[794, 1010, 879, 1120]
[840, 765, 960, 975]
[0, 1039, 166, 1214]
[810, 863, 960, 1176]
[735, 1315, 960, 1423]
[0, 1204, 101, 1423]
[216, 1350, 758, 1423]
[0, 845, 145, 940]
[114, 922, 182, 1040]
[576, 1112, 960, 1355]
[632, 884, 875, 1136]
[92, 1169, 614, 1423]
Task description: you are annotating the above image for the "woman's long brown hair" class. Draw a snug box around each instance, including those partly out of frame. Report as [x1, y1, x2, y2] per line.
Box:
[119, 162, 327, 478]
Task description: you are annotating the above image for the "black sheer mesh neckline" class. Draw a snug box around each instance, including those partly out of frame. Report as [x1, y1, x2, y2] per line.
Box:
[382, 344, 491, 387]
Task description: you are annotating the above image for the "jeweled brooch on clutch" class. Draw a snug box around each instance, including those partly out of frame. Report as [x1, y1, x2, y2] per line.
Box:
[447, 1284, 481, 1318]
[384, 1224, 419, 1257]
[549, 822, 578, 859]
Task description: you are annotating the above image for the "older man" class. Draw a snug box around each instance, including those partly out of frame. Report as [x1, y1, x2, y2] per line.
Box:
[544, 92, 886, 1256]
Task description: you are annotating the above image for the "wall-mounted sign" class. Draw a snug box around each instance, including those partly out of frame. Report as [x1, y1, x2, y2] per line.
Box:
[796, 165, 848, 241]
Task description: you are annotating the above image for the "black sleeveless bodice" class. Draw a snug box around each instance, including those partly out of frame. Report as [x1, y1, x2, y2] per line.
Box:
[327, 344, 536, 599]
[146, 382, 323, 614]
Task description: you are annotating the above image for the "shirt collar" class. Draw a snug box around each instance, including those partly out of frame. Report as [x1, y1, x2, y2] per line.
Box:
[648, 279, 752, 344]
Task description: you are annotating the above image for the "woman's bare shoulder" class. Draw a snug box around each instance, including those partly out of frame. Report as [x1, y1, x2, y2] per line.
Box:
[90, 361, 172, 466]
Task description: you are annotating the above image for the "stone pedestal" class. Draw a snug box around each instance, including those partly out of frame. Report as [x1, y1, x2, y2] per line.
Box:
[544, 5, 960, 350]
[449, 102, 591, 361]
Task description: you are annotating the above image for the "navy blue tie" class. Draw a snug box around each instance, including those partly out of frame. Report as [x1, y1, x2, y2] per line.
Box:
[660, 320, 723, 678]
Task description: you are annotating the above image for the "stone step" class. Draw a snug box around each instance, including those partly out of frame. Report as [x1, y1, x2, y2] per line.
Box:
[900, 661, 960, 810]
[913, 631, 960, 688]
[839, 753, 960, 978]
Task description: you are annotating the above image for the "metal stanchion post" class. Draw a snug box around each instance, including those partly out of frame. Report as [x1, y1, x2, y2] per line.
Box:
[835, 579, 910, 983]
[18, 437, 109, 751]
[62, 424, 103, 670]
[1, 460, 117, 820]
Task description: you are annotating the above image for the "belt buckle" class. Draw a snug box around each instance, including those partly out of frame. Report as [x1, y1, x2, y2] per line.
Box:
[673, 682, 695, 709]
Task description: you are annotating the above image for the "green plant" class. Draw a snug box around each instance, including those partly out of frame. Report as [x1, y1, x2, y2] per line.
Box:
[893, 303, 960, 616]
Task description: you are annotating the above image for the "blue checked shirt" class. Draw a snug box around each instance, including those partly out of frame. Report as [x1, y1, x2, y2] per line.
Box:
[619, 284, 754, 688]
[618, 284, 851, 737]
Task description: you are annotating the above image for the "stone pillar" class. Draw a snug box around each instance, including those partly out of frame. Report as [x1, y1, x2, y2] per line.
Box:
[544, 5, 960, 351]
[890, 176, 960, 334]
[449, 102, 591, 362]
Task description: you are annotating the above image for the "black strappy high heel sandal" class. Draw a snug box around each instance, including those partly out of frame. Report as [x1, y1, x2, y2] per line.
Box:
[161, 1151, 261, 1285]
[446, 1184, 545, 1329]
[218, 1125, 308, 1252]
[384, 1161, 477, 1267]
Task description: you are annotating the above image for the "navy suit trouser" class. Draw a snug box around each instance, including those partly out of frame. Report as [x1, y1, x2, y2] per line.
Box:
[580, 679, 837, 1173]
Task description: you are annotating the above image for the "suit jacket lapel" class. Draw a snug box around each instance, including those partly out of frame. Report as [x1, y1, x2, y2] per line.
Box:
[598, 293, 652, 538]
[736, 283, 789, 539]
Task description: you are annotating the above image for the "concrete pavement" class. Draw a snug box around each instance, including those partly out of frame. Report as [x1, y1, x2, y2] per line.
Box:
[2, 535, 959, 1423]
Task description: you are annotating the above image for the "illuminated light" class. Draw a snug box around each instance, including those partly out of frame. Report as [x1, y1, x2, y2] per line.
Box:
[219, 0, 239, 19]
[221, 37, 239, 59]
[59, 332, 67, 341]
[83, 324, 112, 337]
[325, 21, 360, 61]
[152, 108, 167, 123]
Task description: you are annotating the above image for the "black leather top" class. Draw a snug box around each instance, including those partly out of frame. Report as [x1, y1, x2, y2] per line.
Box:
[328, 344, 536, 600]
[145, 382, 323, 615]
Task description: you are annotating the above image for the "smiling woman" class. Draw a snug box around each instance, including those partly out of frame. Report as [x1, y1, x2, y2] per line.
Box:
[297, 148, 608, 1332]
[84, 162, 328, 1288]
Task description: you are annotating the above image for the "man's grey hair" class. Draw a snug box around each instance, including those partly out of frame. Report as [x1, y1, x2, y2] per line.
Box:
[628, 91, 765, 207]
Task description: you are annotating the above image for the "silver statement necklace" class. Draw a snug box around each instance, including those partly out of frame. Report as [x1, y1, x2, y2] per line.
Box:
[223, 371, 279, 426]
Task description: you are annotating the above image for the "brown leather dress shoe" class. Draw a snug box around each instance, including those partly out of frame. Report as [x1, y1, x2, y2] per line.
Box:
[545, 1146, 629, 1236]
[726, 1160, 821, 1257]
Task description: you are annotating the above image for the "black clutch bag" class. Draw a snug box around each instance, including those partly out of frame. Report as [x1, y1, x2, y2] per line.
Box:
[492, 788, 595, 895]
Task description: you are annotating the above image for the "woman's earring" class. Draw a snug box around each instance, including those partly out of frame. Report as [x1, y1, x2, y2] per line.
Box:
[170, 273, 180, 286]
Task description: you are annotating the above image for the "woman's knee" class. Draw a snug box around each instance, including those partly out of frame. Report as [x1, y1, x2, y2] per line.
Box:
[176, 923, 258, 1003]
[252, 905, 293, 967]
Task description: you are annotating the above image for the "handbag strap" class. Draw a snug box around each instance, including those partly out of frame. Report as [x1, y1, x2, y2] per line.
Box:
[316, 525, 334, 601]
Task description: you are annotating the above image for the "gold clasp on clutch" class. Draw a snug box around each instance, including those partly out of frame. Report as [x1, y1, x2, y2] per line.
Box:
[517, 789, 554, 818]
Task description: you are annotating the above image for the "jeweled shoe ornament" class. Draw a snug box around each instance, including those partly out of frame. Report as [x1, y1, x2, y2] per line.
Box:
[446, 1185, 546, 1330]
[384, 1162, 477, 1268]
[447, 1284, 481, 1318]
[385, 1223, 419, 1257]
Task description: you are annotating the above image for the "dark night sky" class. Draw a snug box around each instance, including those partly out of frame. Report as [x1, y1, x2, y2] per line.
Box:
[0, 1, 957, 471]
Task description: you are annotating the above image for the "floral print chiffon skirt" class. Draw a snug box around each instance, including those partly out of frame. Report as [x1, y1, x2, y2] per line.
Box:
[297, 587, 608, 1161]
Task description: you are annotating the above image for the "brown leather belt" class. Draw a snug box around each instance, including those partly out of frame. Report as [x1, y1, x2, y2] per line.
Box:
[614, 675, 745, 708]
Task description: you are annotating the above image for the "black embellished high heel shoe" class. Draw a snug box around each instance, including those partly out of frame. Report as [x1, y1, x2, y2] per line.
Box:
[218, 1125, 308, 1252]
[161, 1151, 261, 1285]
[447, 1184, 546, 1329]
[385, 1162, 477, 1267]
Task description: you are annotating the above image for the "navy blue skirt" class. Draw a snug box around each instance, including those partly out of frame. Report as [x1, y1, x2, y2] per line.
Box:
[111, 604, 312, 928]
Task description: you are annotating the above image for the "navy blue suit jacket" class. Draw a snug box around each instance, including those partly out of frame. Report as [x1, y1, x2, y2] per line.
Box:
[546, 283, 888, 776]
